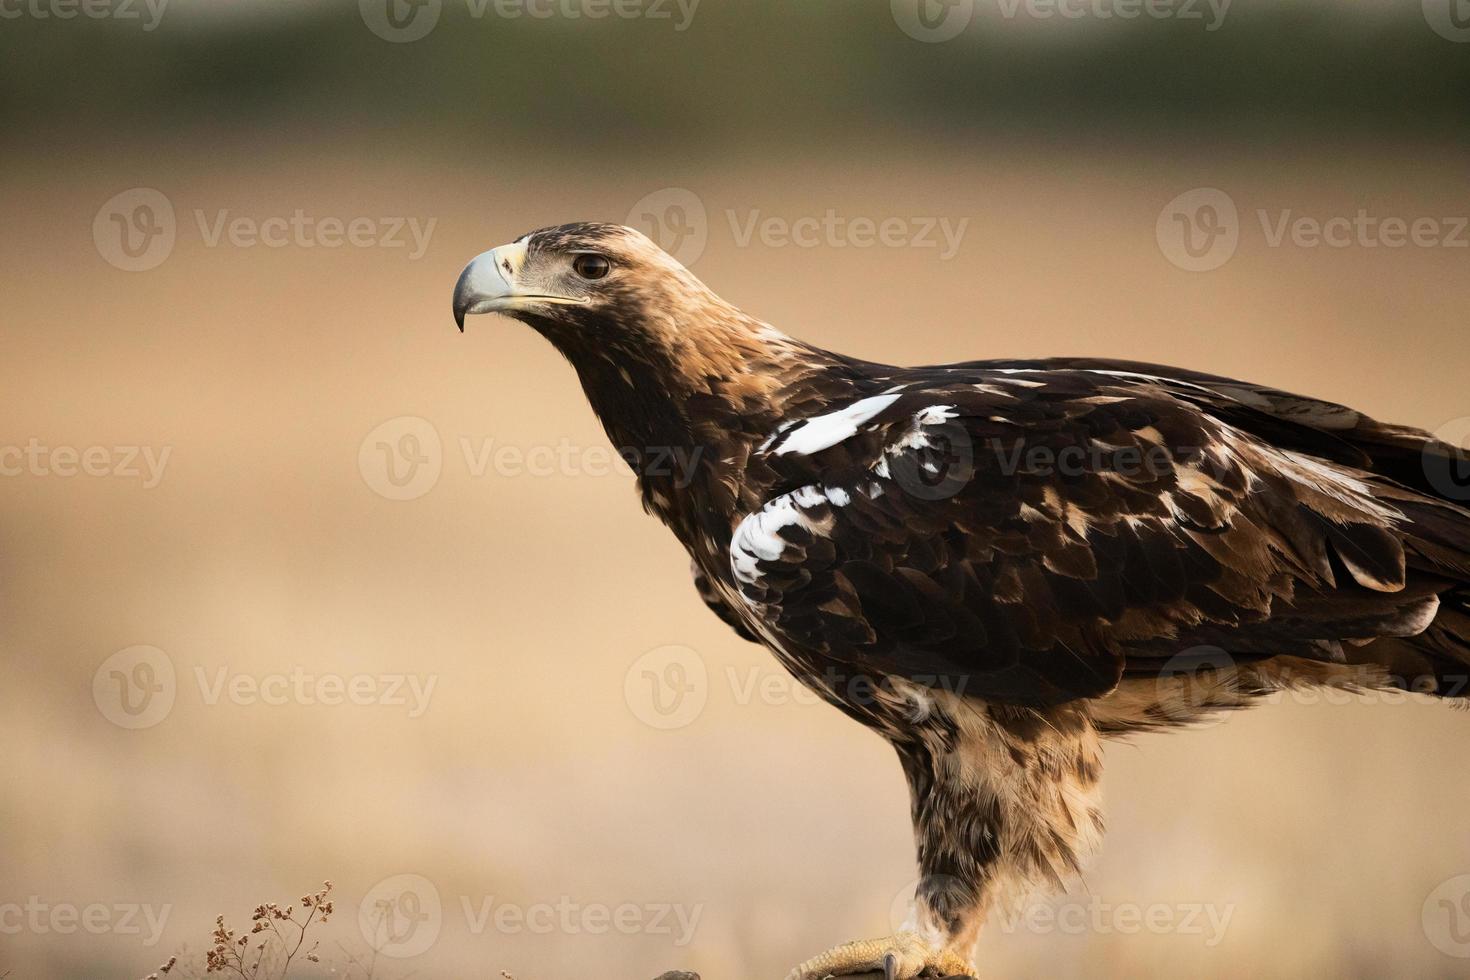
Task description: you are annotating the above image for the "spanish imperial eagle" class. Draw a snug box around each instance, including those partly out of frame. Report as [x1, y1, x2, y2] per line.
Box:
[452, 223, 1470, 980]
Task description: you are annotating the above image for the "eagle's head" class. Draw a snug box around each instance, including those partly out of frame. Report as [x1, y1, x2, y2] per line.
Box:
[451, 221, 810, 458]
[452, 221, 803, 423]
[452, 222, 718, 341]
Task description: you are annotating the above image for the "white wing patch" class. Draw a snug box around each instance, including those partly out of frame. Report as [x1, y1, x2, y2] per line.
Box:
[730, 485, 838, 586]
[739, 401, 965, 588]
[768, 393, 901, 456]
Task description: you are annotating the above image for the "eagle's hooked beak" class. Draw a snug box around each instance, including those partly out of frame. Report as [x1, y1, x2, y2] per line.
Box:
[452, 240, 587, 331]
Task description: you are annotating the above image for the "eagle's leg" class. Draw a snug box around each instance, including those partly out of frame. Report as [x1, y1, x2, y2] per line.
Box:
[787, 696, 1104, 980]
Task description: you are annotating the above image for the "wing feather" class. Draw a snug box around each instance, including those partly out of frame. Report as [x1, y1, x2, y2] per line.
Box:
[730, 372, 1470, 706]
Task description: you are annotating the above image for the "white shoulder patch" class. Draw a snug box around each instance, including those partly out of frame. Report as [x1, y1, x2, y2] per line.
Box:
[768, 393, 901, 456]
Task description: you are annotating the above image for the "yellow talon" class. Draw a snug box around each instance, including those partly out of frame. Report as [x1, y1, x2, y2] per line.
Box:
[785, 932, 975, 980]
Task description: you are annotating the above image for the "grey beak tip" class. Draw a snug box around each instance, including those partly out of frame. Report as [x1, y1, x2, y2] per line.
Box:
[453, 261, 476, 332]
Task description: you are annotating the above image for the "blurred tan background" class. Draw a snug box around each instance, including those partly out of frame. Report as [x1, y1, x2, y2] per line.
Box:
[3, 2, 1470, 978]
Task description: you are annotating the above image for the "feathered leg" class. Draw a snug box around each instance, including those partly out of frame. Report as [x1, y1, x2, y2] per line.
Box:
[788, 697, 1104, 980]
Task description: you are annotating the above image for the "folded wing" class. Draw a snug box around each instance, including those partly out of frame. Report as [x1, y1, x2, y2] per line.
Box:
[730, 368, 1470, 707]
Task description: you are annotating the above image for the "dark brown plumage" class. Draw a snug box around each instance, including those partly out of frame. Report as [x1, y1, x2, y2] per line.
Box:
[453, 222, 1470, 979]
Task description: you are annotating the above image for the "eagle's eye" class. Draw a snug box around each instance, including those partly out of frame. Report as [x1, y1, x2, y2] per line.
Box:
[572, 253, 611, 281]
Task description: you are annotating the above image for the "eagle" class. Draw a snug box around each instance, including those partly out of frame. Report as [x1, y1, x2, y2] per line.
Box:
[452, 223, 1470, 980]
